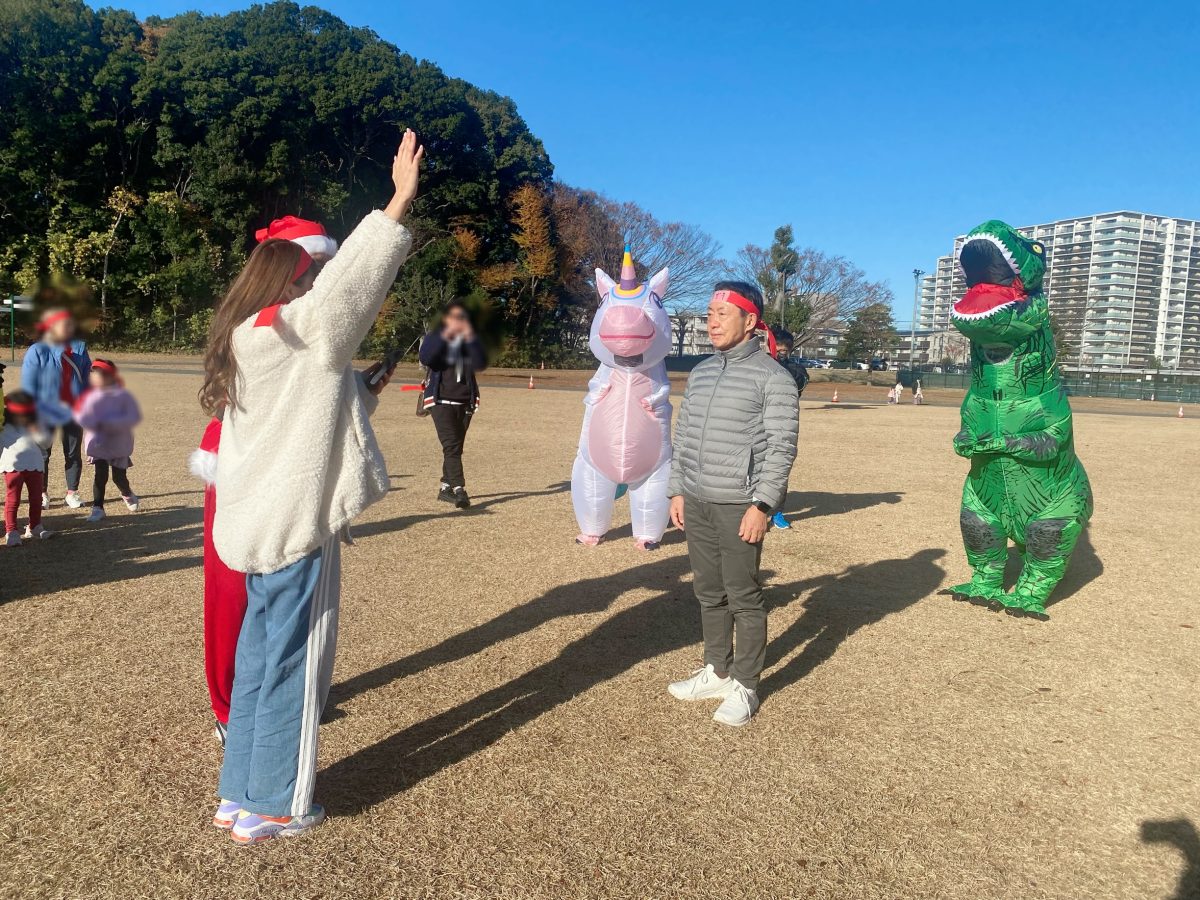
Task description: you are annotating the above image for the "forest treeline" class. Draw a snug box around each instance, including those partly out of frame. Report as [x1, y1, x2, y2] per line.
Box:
[1, 0, 892, 362]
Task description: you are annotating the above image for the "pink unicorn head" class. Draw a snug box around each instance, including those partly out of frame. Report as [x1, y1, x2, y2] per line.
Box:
[590, 246, 671, 371]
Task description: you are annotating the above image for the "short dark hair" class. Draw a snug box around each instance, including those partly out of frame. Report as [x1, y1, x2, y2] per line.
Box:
[713, 280, 764, 316]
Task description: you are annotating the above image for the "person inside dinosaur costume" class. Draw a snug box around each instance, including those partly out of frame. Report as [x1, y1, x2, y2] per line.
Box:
[948, 220, 1093, 619]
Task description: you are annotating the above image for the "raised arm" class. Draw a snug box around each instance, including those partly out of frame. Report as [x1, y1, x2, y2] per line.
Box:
[283, 130, 424, 368]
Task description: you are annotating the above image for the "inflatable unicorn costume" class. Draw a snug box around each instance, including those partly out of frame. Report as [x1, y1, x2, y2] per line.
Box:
[572, 248, 673, 549]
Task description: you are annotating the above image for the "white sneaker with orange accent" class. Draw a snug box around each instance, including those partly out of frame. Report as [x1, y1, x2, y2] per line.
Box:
[212, 799, 241, 830]
[231, 804, 325, 844]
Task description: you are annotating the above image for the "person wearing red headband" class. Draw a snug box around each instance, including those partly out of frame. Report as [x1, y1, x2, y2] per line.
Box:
[74, 358, 142, 523]
[20, 307, 91, 510]
[1, 390, 53, 545]
[666, 280, 799, 726]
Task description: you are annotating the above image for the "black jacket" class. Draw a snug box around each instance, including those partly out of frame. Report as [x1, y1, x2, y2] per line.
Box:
[419, 331, 487, 411]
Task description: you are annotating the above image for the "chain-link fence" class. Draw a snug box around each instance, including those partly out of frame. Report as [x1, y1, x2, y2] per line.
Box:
[896, 369, 1200, 402]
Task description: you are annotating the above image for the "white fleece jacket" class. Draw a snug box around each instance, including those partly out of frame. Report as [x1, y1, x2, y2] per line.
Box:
[214, 210, 412, 574]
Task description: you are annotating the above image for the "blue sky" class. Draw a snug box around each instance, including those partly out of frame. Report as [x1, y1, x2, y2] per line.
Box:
[117, 1, 1200, 320]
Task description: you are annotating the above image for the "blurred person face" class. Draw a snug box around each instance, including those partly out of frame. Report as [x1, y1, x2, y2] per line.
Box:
[443, 305, 469, 334]
[706, 299, 756, 352]
[46, 314, 76, 343]
[89, 368, 115, 389]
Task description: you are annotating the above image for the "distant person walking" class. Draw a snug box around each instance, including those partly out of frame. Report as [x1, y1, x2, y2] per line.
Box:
[667, 281, 799, 726]
[20, 308, 91, 509]
[419, 300, 487, 510]
[74, 359, 141, 523]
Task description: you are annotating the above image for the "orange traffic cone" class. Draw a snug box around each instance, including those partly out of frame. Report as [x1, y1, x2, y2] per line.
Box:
[528, 375, 535, 390]
[1178, 405, 1185, 418]
[831, 389, 839, 403]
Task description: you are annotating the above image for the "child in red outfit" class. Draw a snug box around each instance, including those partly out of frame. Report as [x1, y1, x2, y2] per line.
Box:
[191, 415, 247, 741]
[2, 391, 53, 545]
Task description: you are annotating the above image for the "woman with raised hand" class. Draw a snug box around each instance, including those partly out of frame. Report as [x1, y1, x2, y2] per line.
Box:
[200, 129, 423, 844]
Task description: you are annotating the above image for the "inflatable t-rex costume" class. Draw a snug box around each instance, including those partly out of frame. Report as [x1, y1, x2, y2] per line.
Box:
[571, 248, 673, 549]
[949, 220, 1093, 619]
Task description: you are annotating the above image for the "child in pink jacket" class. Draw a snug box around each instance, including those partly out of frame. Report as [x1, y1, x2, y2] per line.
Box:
[74, 358, 141, 523]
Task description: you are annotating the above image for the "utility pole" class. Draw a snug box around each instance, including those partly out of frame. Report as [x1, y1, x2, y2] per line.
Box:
[910, 269, 924, 374]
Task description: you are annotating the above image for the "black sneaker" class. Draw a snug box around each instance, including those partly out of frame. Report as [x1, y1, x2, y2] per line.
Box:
[437, 485, 456, 504]
[453, 487, 471, 510]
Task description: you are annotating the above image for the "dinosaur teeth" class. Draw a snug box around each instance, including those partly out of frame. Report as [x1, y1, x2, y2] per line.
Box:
[950, 300, 1017, 321]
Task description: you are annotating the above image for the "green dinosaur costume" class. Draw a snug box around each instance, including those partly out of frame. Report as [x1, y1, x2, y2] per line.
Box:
[948, 220, 1093, 619]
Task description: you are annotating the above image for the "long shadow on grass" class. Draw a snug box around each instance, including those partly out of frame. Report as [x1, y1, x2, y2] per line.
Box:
[1140, 818, 1200, 900]
[0, 504, 201, 605]
[321, 550, 942, 814]
[349, 482, 569, 540]
[321, 553, 703, 814]
[780, 490, 904, 523]
[760, 548, 946, 696]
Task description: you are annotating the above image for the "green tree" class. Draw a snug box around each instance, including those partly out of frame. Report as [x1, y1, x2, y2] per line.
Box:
[839, 303, 898, 363]
[768, 225, 799, 318]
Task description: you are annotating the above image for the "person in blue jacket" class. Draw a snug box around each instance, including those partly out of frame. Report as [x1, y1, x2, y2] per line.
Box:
[20, 308, 91, 509]
[419, 301, 487, 510]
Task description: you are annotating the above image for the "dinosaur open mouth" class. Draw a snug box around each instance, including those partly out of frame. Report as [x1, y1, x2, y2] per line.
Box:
[952, 235, 1025, 320]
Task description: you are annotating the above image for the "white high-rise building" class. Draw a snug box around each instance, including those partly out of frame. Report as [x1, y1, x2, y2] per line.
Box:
[919, 212, 1200, 371]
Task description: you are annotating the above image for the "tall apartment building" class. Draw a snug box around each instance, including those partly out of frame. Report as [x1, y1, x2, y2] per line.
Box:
[919, 212, 1200, 371]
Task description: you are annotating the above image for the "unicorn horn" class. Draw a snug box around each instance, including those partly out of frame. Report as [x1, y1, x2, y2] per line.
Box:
[619, 245, 638, 291]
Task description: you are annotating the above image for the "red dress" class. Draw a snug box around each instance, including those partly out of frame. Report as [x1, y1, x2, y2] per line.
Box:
[192, 417, 248, 725]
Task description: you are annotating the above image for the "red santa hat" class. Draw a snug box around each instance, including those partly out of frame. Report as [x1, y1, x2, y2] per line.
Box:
[255, 215, 338, 260]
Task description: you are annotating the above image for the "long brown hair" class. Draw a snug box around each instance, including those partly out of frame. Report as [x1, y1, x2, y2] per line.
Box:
[200, 239, 303, 414]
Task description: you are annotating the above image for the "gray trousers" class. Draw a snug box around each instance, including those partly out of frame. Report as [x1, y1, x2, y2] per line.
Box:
[684, 495, 766, 690]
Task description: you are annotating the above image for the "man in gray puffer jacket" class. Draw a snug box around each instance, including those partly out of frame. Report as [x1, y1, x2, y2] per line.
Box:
[667, 281, 799, 726]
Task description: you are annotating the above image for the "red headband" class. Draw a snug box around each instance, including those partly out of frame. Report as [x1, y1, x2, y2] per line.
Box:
[293, 248, 313, 283]
[254, 248, 314, 329]
[36, 310, 72, 332]
[711, 290, 777, 357]
[92, 359, 118, 375]
[5, 399, 34, 416]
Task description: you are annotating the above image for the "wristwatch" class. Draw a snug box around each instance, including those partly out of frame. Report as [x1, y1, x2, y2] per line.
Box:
[751, 499, 772, 515]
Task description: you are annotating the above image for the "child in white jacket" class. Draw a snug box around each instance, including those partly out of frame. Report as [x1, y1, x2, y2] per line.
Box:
[2, 391, 53, 545]
[201, 130, 423, 844]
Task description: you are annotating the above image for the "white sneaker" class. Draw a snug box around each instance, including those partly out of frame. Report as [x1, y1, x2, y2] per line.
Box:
[41, 492, 50, 510]
[64, 491, 83, 509]
[86, 506, 106, 523]
[712, 682, 759, 727]
[668, 664, 734, 701]
[4, 531, 22, 547]
[231, 804, 326, 844]
[23, 524, 53, 540]
[122, 494, 140, 512]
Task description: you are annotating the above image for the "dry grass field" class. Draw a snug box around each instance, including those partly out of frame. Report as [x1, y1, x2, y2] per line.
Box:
[1, 356, 1197, 899]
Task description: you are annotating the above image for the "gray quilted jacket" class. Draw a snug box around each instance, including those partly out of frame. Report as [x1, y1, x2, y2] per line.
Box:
[668, 335, 799, 508]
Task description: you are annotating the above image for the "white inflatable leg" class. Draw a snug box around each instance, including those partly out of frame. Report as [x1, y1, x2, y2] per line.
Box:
[571, 453, 617, 545]
[628, 457, 671, 546]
